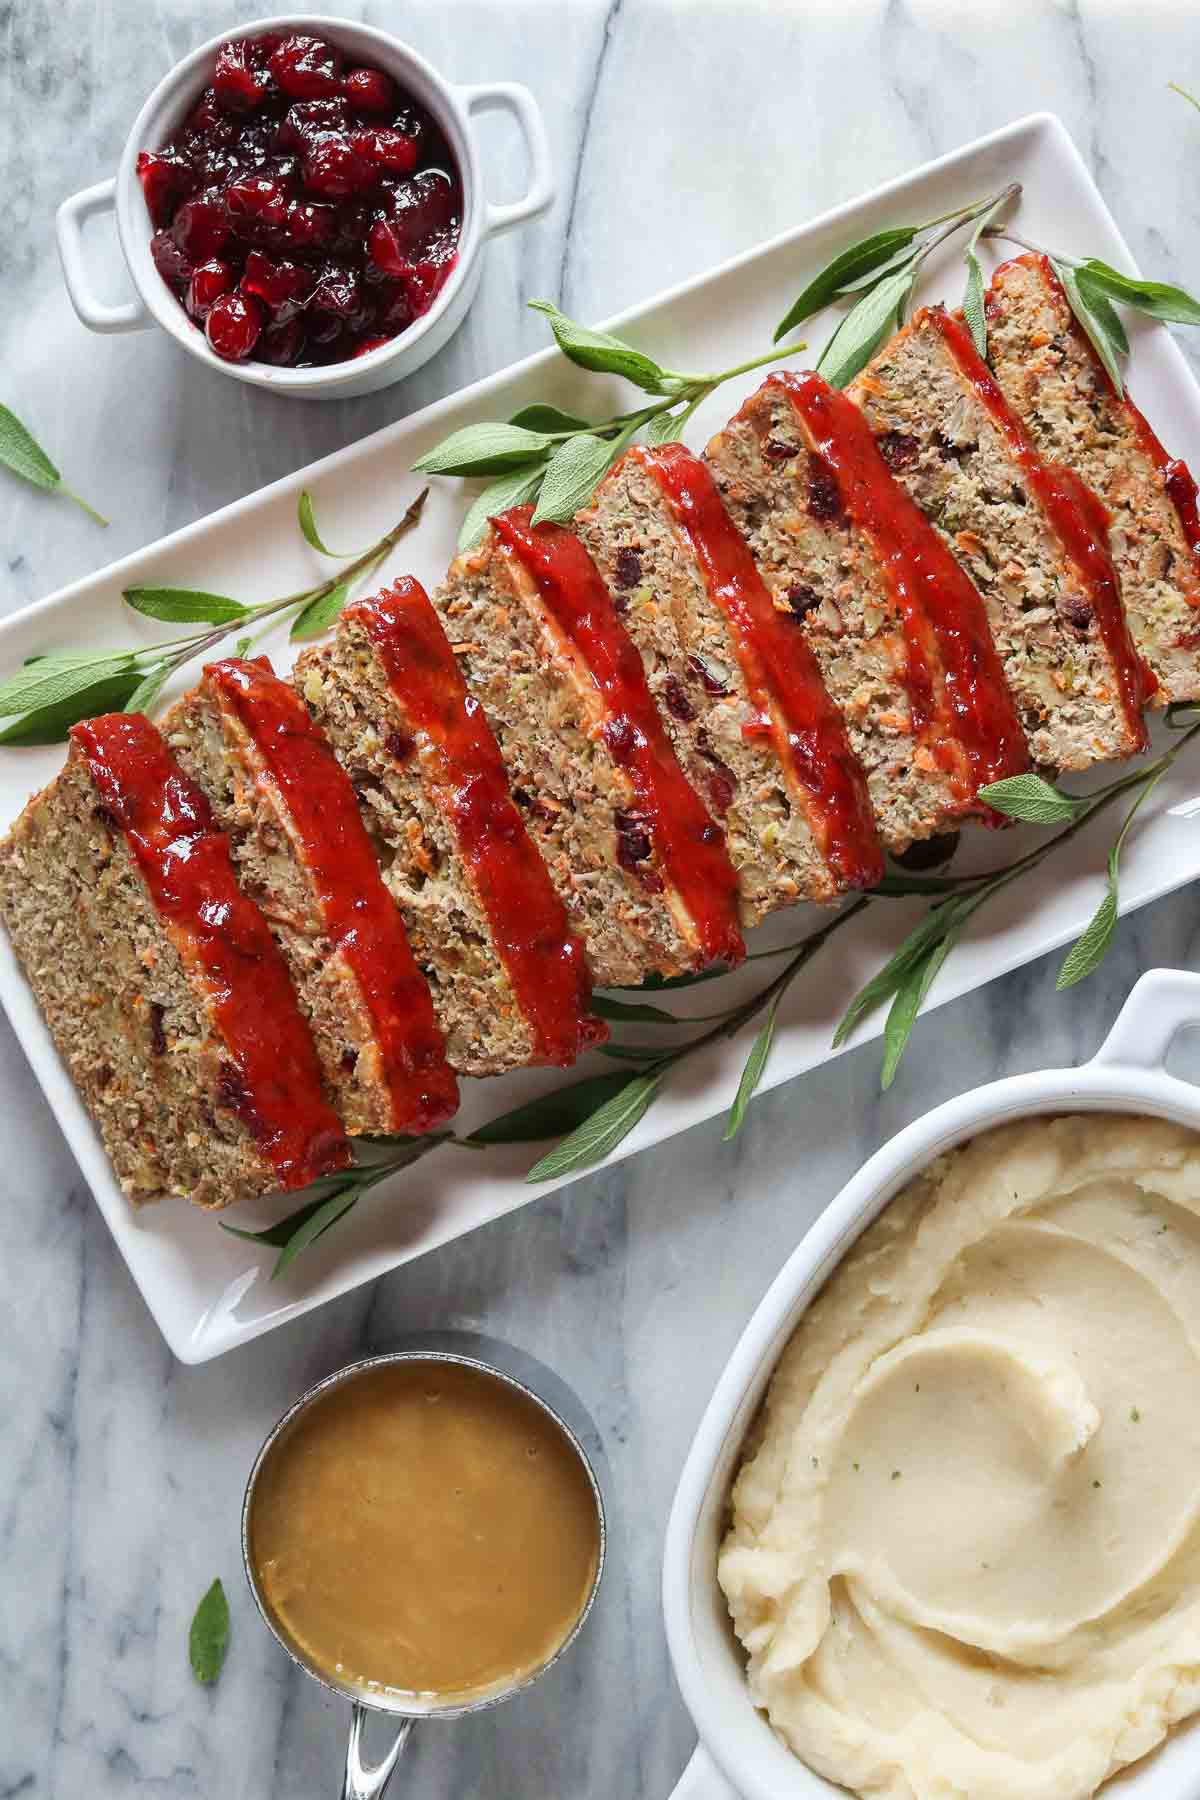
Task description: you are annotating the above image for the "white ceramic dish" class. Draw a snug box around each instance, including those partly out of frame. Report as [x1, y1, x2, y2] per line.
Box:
[55, 13, 553, 398]
[662, 967, 1200, 1800]
[8, 111, 1200, 1364]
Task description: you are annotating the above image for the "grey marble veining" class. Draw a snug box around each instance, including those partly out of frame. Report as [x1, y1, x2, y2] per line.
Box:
[6, 1, 1200, 1795]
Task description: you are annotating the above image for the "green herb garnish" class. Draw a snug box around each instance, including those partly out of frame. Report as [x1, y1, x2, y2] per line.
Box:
[0, 402, 108, 526]
[189, 1578, 229, 1685]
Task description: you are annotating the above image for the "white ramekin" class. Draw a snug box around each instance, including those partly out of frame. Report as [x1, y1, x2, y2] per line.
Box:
[55, 14, 553, 400]
[662, 967, 1200, 1800]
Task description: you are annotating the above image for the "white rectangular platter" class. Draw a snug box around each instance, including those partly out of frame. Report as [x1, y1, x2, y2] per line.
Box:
[5, 111, 1200, 1363]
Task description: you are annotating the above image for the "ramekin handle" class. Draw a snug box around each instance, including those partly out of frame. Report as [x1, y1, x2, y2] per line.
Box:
[1090, 968, 1200, 1072]
[341, 1704, 413, 1800]
[56, 179, 151, 334]
[457, 82, 555, 238]
[668, 1745, 741, 1800]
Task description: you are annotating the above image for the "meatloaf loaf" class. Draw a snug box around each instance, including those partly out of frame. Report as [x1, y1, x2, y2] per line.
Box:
[576, 443, 884, 922]
[163, 657, 459, 1135]
[705, 371, 1030, 848]
[0, 713, 351, 1209]
[987, 251, 1200, 704]
[430, 509, 746, 986]
[295, 580, 606, 1073]
[848, 305, 1150, 770]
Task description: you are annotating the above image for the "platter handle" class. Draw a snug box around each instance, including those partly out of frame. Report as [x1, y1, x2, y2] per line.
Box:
[55, 179, 151, 334]
[457, 82, 555, 238]
[1090, 967, 1200, 1075]
[668, 1745, 741, 1800]
[340, 1703, 414, 1800]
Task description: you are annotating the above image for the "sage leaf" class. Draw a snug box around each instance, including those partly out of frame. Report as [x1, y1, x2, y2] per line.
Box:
[645, 407, 688, 445]
[413, 421, 554, 477]
[467, 1072, 634, 1146]
[189, 1579, 229, 1685]
[880, 933, 957, 1089]
[528, 300, 669, 393]
[590, 994, 679, 1023]
[1054, 259, 1125, 396]
[123, 586, 249, 625]
[834, 896, 970, 1046]
[774, 228, 917, 342]
[816, 265, 917, 389]
[532, 432, 621, 524]
[123, 665, 169, 716]
[977, 772, 1084, 824]
[0, 402, 108, 525]
[290, 578, 350, 641]
[963, 252, 987, 360]
[724, 992, 781, 1140]
[1056, 877, 1118, 990]
[0, 669, 143, 744]
[597, 1043, 662, 1062]
[1077, 258, 1200, 326]
[458, 464, 546, 552]
[1076, 271, 1130, 354]
[298, 489, 354, 556]
[220, 1177, 357, 1249]
[270, 1184, 360, 1278]
[525, 1069, 665, 1182]
[0, 654, 136, 717]
[509, 402, 590, 433]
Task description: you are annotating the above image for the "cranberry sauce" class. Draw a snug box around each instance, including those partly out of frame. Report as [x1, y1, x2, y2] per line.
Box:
[138, 31, 463, 367]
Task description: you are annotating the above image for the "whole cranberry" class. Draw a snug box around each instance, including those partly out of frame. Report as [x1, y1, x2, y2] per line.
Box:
[213, 39, 273, 113]
[258, 317, 306, 365]
[136, 150, 196, 226]
[149, 229, 193, 291]
[275, 96, 349, 151]
[397, 255, 456, 318]
[182, 88, 230, 139]
[241, 249, 311, 319]
[366, 215, 407, 278]
[351, 127, 418, 173]
[343, 67, 396, 113]
[279, 198, 338, 251]
[186, 258, 234, 321]
[205, 290, 264, 361]
[380, 168, 459, 256]
[372, 281, 413, 334]
[224, 175, 288, 233]
[269, 34, 343, 99]
[302, 137, 369, 199]
[172, 192, 229, 259]
[308, 262, 363, 321]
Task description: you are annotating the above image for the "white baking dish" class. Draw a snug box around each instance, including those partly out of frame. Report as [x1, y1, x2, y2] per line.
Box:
[662, 967, 1200, 1800]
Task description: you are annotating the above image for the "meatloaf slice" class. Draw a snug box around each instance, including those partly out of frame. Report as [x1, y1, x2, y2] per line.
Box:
[295, 580, 605, 1074]
[163, 657, 459, 1136]
[705, 372, 1030, 850]
[848, 305, 1151, 769]
[0, 713, 350, 1209]
[987, 252, 1200, 704]
[576, 444, 884, 923]
[433, 509, 746, 986]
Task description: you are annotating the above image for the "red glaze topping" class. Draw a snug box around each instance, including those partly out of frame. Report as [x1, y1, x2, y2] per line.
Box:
[347, 581, 606, 1065]
[633, 442, 884, 889]
[927, 305, 1151, 747]
[769, 373, 1031, 809]
[70, 712, 350, 1189]
[492, 509, 745, 969]
[205, 658, 458, 1132]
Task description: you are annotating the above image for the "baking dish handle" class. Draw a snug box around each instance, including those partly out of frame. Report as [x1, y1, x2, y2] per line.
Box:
[668, 1746, 741, 1800]
[457, 82, 555, 238]
[1090, 967, 1200, 1073]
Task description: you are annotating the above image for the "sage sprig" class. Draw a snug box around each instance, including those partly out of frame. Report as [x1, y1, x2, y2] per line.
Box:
[413, 301, 806, 549]
[772, 184, 1021, 387]
[0, 489, 427, 744]
[0, 402, 108, 527]
[188, 1579, 229, 1686]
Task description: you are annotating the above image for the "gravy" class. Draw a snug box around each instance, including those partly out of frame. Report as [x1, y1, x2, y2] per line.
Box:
[248, 1358, 601, 1702]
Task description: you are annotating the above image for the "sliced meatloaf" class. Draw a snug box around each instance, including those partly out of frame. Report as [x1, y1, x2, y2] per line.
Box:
[847, 304, 1151, 769]
[576, 444, 884, 922]
[705, 372, 1030, 849]
[295, 580, 606, 1072]
[0, 713, 351, 1209]
[432, 509, 746, 986]
[163, 657, 459, 1136]
[987, 251, 1200, 704]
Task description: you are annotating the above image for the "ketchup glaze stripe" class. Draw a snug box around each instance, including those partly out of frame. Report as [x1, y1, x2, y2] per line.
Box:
[346, 582, 605, 1067]
[771, 371, 1030, 798]
[206, 658, 459, 1132]
[492, 509, 746, 969]
[71, 712, 350, 1189]
[926, 305, 1152, 747]
[632, 442, 884, 889]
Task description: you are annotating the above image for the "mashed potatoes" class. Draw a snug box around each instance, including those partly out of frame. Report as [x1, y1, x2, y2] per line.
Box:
[720, 1114, 1200, 1800]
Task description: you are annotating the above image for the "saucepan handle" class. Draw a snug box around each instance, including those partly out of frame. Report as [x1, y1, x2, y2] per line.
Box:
[1090, 967, 1200, 1074]
[668, 1745, 741, 1800]
[340, 1704, 414, 1800]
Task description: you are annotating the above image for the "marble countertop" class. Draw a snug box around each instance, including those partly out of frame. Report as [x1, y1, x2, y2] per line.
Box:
[6, 1, 1200, 1794]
